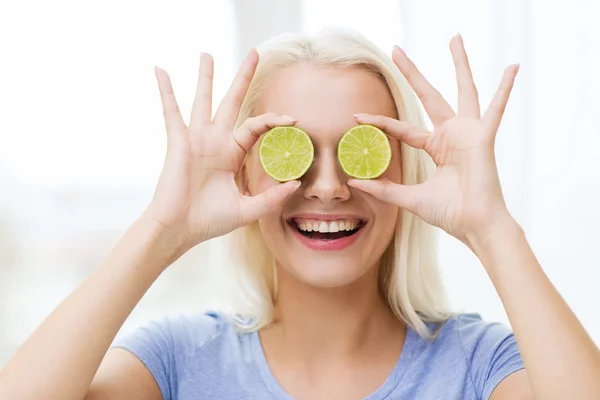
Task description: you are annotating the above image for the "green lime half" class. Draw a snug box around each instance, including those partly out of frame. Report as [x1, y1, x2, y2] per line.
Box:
[259, 126, 314, 182]
[337, 124, 391, 179]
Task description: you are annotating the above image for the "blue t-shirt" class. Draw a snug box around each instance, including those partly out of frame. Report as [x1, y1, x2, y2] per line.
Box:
[113, 312, 524, 399]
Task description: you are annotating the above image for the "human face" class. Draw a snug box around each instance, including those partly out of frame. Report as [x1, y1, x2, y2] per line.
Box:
[246, 63, 402, 288]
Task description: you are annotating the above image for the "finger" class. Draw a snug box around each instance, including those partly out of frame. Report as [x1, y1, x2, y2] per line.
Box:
[347, 178, 420, 214]
[482, 64, 520, 134]
[189, 53, 214, 127]
[213, 49, 259, 130]
[354, 114, 431, 149]
[450, 34, 480, 118]
[238, 181, 301, 226]
[233, 113, 298, 153]
[154, 67, 186, 133]
[392, 46, 455, 125]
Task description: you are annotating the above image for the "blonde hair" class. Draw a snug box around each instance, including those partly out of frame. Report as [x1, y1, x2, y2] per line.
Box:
[224, 28, 451, 339]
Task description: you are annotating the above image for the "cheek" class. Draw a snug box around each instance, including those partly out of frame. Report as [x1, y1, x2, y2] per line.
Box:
[370, 200, 399, 253]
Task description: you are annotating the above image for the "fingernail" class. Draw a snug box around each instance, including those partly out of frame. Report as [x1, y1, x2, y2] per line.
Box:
[281, 115, 297, 121]
[393, 44, 403, 52]
[201, 52, 212, 62]
[354, 113, 369, 118]
[247, 48, 258, 60]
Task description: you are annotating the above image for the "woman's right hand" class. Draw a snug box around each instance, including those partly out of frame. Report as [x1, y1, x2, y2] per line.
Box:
[143, 50, 301, 250]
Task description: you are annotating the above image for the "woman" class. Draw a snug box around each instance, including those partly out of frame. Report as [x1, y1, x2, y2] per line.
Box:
[0, 29, 598, 400]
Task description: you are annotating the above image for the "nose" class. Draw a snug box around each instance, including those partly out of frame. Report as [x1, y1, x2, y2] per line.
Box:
[302, 150, 351, 203]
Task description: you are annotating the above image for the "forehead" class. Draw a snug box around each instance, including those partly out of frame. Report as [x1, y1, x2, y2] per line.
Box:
[256, 63, 397, 144]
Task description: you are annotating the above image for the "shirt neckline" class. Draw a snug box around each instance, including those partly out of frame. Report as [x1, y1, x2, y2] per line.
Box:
[249, 325, 418, 400]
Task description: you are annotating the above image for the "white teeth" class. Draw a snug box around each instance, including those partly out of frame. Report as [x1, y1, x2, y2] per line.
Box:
[294, 219, 361, 233]
[329, 221, 339, 233]
[318, 221, 328, 233]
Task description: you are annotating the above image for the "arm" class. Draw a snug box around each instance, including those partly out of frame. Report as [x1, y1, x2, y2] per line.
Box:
[84, 348, 163, 400]
[0, 218, 179, 400]
[349, 34, 600, 399]
[0, 50, 299, 400]
[471, 216, 600, 400]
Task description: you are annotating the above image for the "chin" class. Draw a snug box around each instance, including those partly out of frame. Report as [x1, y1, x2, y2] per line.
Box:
[259, 210, 394, 289]
[282, 255, 371, 288]
[270, 218, 382, 289]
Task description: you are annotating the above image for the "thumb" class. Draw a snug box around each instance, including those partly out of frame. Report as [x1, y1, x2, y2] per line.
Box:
[238, 180, 301, 226]
[347, 178, 419, 214]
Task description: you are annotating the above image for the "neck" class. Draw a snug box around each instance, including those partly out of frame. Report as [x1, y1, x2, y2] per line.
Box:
[261, 262, 405, 362]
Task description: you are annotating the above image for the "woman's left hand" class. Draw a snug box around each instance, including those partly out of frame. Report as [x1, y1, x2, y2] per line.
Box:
[349, 34, 519, 246]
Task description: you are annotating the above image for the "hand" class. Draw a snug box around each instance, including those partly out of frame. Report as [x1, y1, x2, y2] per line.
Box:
[348, 34, 519, 245]
[143, 50, 301, 249]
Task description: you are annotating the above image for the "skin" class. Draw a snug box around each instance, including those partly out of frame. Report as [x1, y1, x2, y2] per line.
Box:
[0, 34, 598, 400]
[246, 63, 401, 288]
[245, 64, 406, 398]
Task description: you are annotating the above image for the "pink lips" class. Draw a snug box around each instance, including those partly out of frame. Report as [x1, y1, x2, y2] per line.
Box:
[289, 221, 364, 251]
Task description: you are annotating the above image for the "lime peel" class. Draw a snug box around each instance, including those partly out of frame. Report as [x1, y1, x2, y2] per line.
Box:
[259, 126, 314, 182]
[337, 124, 391, 180]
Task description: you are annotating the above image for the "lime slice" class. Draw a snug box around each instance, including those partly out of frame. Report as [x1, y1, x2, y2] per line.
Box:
[337, 124, 391, 179]
[259, 126, 314, 182]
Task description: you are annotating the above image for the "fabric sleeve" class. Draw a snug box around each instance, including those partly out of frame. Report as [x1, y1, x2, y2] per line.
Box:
[457, 313, 525, 400]
[111, 312, 221, 400]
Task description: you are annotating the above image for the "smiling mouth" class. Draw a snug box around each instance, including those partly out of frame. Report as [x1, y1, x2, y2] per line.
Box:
[287, 219, 365, 240]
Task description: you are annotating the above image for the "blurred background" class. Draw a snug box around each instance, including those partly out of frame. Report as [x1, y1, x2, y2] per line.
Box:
[0, 0, 599, 367]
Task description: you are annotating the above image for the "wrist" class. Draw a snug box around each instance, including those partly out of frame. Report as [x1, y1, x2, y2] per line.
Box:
[465, 211, 523, 259]
[129, 215, 193, 271]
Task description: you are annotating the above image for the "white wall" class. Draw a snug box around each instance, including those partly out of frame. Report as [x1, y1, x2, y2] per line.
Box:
[392, 0, 600, 339]
[0, 0, 598, 368]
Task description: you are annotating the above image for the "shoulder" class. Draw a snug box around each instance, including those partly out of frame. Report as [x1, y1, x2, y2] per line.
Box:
[435, 313, 516, 348]
[444, 313, 525, 398]
[115, 311, 229, 354]
[403, 313, 524, 399]
[432, 313, 524, 374]
[410, 313, 517, 365]
[112, 311, 242, 400]
[152, 311, 227, 347]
